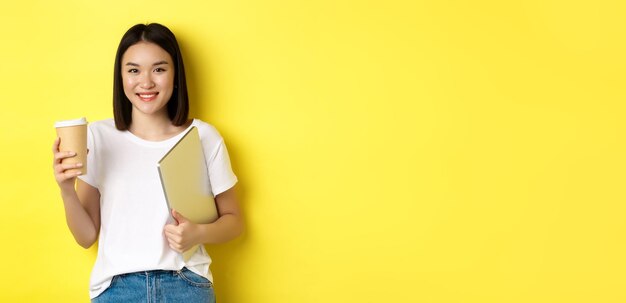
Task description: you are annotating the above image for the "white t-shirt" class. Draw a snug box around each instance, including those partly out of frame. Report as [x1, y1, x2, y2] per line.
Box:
[78, 119, 238, 299]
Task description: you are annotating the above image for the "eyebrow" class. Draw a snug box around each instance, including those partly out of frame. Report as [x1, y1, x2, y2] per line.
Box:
[125, 61, 169, 66]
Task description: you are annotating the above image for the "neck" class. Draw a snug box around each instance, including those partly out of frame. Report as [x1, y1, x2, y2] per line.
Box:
[129, 110, 178, 141]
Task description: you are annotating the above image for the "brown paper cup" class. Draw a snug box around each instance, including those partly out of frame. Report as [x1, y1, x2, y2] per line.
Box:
[55, 118, 88, 175]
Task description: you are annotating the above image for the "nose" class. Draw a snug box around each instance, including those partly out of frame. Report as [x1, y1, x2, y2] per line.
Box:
[139, 72, 155, 89]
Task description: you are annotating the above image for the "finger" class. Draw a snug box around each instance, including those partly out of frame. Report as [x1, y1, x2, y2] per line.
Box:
[164, 229, 182, 241]
[172, 241, 189, 252]
[170, 234, 184, 246]
[164, 228, 174, 238]
[55, 171, 82, 183]
[54, 151, 77, 163]
[171, 209, 181, 224]
[164, 225, 180, 235]
[52, 137, 60, 153]
[56, 162, 83, 171]
[168, 241, 181, 252]
[171, 209, 189, 223]
[58, 170, 82, 179]
[167, 240, 183, 252]
[54, 162, 83, 175]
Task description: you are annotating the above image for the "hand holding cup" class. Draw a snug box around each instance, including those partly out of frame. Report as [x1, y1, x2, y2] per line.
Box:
[53, 118, 88, 189]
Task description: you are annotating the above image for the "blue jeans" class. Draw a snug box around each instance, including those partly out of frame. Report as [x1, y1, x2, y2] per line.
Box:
[92, 268, 216, 303]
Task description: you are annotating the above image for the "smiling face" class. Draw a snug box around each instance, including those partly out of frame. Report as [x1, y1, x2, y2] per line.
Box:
[121, 41, 175, 119]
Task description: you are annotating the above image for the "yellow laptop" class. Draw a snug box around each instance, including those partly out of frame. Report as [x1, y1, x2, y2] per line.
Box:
[157, 126, 218, 261]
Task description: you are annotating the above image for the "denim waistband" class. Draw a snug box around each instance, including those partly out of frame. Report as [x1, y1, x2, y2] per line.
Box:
[117, 269, 183, 277]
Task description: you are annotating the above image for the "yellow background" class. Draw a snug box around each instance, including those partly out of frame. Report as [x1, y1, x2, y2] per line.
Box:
[1, 0, 625, 302]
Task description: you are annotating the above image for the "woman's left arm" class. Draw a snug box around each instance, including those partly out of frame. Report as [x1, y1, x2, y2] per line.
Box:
[164, 186, 244, 252]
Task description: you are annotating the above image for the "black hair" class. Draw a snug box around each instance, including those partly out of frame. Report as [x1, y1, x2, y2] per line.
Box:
[112, 23, 189, 130]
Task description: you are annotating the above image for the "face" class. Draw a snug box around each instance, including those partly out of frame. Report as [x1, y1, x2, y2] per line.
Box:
[121, 41, 175, 118]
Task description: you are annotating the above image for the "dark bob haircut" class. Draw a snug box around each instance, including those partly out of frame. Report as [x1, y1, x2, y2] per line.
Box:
[113, 23, 189, 130]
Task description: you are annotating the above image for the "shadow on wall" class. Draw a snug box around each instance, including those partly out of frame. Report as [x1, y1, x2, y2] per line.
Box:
[182, 38, 251, 303]
[181, 37, 204, 120]
[205, 140, 250, 303]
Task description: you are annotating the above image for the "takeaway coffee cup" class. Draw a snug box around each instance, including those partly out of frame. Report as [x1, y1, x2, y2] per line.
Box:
[55, 117, 88, 175]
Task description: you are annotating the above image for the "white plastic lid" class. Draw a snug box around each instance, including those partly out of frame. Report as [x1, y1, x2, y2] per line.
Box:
[54, 117, 88, 128]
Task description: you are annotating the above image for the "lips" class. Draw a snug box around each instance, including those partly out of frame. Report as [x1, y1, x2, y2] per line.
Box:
[137, 92, 159, 102]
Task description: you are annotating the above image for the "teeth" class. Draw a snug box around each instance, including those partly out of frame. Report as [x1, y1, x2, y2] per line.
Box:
[139, 94, 156, 98]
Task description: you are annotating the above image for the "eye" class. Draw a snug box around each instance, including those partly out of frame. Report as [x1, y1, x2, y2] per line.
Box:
[154, 67, 166, 72]
[127, 68, 139, 73]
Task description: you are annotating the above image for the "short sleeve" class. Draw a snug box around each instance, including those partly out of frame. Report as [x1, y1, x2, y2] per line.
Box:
[207, 139, 238, 196]
[78, 125, 98, 188]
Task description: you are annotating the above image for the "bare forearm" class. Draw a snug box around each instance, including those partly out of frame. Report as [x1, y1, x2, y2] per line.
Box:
[53, 139, 100, 248]
[197, 213, 244, 244]
[60, 188, 98, 248]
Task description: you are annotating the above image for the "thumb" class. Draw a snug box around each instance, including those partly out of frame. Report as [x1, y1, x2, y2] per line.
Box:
[171, 209, 189, 224]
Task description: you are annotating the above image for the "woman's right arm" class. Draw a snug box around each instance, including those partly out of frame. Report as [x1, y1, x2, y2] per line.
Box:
[53, 138, 101, 249]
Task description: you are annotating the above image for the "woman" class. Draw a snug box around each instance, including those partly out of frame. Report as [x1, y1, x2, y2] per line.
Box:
[52, 23, 243, 302]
